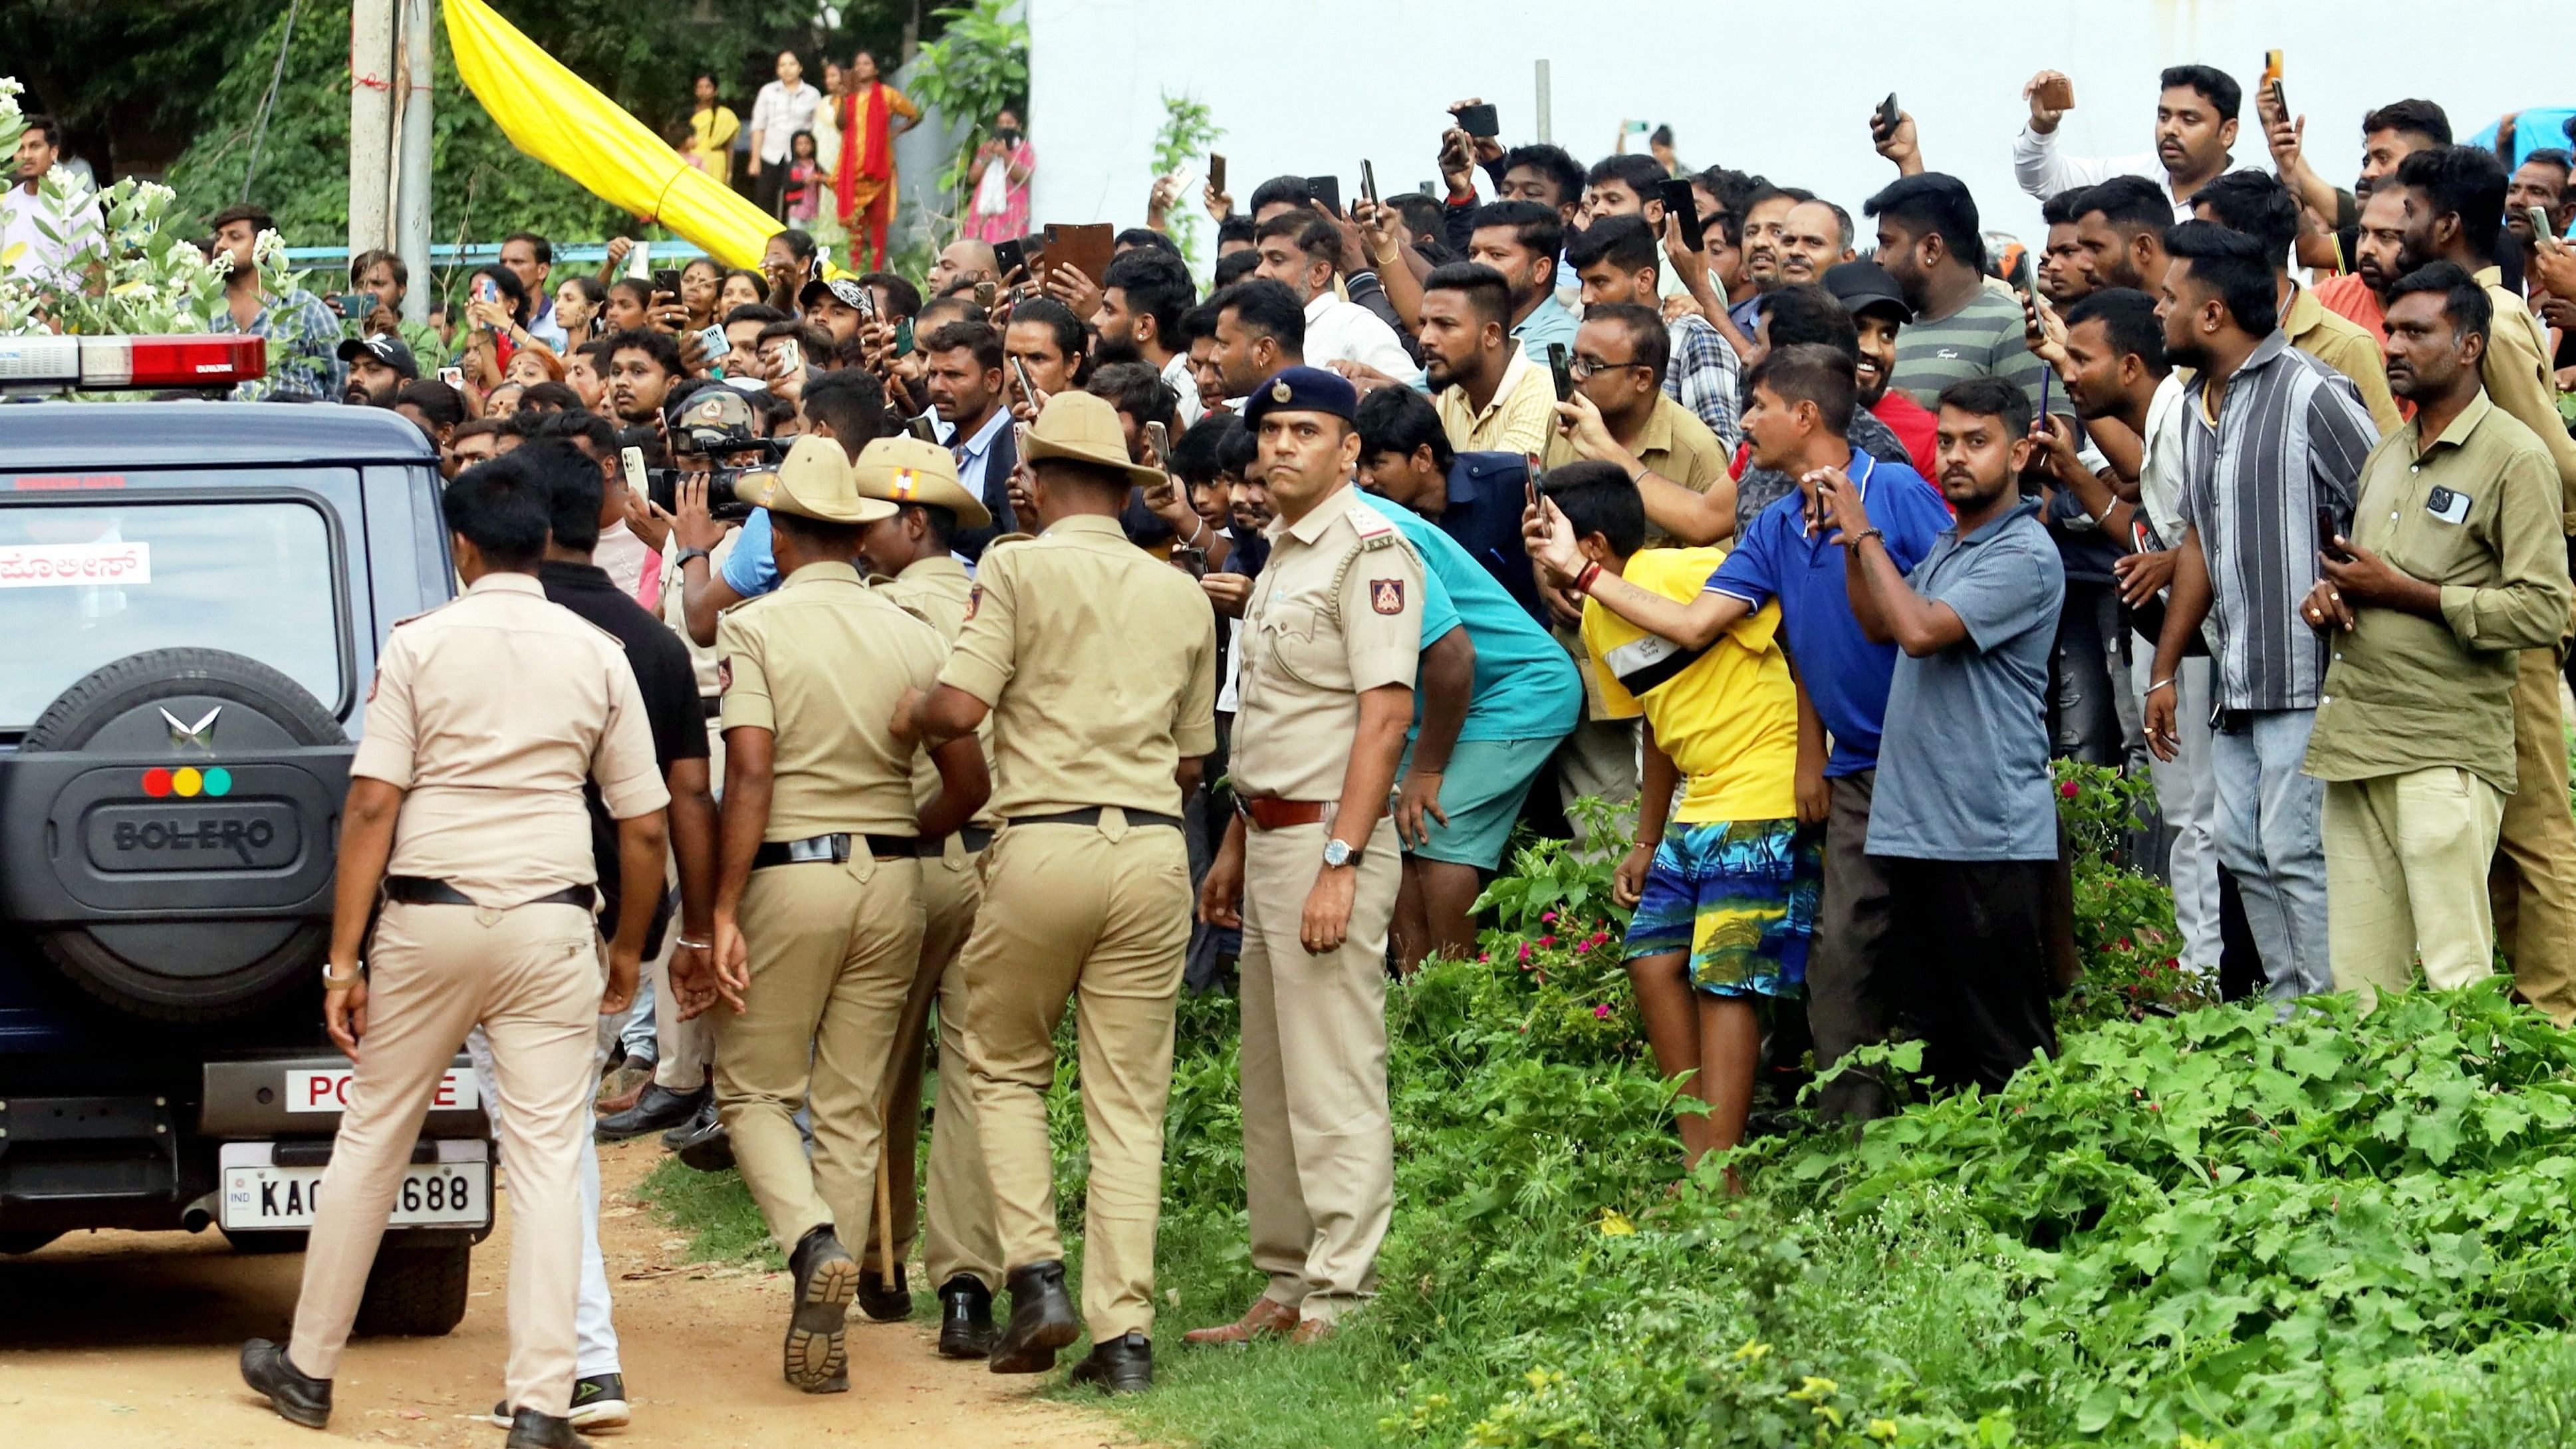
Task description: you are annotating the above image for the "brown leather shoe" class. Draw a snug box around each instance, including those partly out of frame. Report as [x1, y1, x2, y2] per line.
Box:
[1180, 1295, 1298, 1346]
[1290, 1316, 1336, 1346]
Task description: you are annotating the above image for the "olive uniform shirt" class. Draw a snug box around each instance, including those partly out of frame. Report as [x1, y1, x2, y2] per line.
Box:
[352, 571, 668, 907]
[1232, 486, 1428, 801]
[2303, 392, 2574, 793]
[935, 516, 1218, 817]
[716, 560, 948, 838]
[877, 554, 1003, 829]
[1541, 391, 1732, 548]
[2283, 283, 2403, 438]
[2475, 265, 2576, 533]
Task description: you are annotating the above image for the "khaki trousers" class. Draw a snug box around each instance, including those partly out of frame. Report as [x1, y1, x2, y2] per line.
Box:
[2329, 767, 2508, 1011]
[2490, 642, 2576, 1024]
[1239, 821, 1400, 1325]
[289, 900, 599, 1418]
[713, 855, 923, 1251]
[656, 718, 727, 1091]
[961, 816, 1190, 1342]
[860, 836, 1002, 1292]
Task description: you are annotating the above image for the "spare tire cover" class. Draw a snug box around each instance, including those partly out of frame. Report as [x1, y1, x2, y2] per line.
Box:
[20, 647, 345, 1021]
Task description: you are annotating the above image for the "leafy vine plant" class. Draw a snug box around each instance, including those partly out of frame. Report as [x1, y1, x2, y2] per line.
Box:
[1152, 90, 1221, 273]
[906, 0, 1030, 231]
[0, 76, 298, 351]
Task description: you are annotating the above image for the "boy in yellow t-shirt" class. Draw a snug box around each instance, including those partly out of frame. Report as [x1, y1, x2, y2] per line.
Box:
[1537, 460, 1816, 1173]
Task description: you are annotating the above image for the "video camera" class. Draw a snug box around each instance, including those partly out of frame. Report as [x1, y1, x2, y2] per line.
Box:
[634, 390, 789, 521]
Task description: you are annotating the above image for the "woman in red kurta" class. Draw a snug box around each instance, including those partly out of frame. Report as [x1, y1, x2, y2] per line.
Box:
[833, 51, 922, 271]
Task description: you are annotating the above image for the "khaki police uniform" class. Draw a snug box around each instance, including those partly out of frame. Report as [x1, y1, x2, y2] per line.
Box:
[940, 395, 1218, 1345]
[289, 572, 668, 1419]
[851, 438, 1004, 1296]
[711, 442, 948, 1341]
[1232, 477, 1424, 1326]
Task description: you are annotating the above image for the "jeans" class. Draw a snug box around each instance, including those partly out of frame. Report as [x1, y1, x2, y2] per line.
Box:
[2208, 708, 2331, 1003]
[2130, 643, 2221, 978]
[2050, 581, 2127, 767]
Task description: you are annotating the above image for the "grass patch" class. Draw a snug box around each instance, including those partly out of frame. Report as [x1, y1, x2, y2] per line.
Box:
[634, 1154, 781, 1270]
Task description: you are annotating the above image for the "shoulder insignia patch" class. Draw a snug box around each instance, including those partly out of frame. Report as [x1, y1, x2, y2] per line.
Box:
[1361, 532, 1395, 551]
[1370, 578, 1406, 614]
[964, 583, 982, 620]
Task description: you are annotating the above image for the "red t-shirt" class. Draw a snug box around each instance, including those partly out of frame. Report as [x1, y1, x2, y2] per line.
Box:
[1870, 390, 1939, 477]
[2314, 273, 2387, 344]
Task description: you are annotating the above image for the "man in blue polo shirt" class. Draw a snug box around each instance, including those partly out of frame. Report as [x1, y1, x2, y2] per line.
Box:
[1358, 481, 1581, 969]
[1355, 386, 1545, 624]
[1819, 375, 2065, 1096]
[1525, 343, 1948, 1121]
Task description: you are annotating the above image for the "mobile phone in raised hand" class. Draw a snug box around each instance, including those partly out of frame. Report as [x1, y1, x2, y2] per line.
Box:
[1658, 178, 1704, 252]
[1010, 354, 1039, 406]
[1548, 343, 1573, 403]
[1208, 154, 1227, 198]
[1145, 420, 1170, 461]
[625, 239, 652, 281]
[1360, 160, 1378, 209]
[1873, 92, 1900, 140]
[653, 269, 682, 301]
[2035, 74, 2075, 112]
[1306, 175, 1343, 218]
[1454, 102, 1500, 139]
[2317, 504, 2351, 562]
[2530, 206, 2558, 246]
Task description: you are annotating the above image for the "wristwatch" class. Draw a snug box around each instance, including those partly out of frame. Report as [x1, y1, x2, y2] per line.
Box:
[674, 545, 713, 570]
[1321, 838, 1364, 869]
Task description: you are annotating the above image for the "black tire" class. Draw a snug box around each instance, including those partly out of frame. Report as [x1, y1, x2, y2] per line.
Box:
[353, 1242, 471, 1337]
[20, 647, 346, 1023]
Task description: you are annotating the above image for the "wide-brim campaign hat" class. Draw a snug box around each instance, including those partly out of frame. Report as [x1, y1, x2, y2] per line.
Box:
[736, 434, 897, 525]
[852, 435, 992, 529]
[1020, 391, 1166, 490]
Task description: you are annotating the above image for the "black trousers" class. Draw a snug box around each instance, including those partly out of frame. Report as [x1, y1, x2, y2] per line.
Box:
[1882, 856, 2062, 1095]
[1808, 771, 1898, 1123]
[754, 160, 789, 220]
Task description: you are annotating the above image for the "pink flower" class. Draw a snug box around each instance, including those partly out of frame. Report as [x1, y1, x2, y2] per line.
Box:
[1478, 952, 1489, 962]
[1539, 935, 1558, 948]
[1593, 1003, 1613, 1019]
[2059, 780, 2079, 799]
[1517, 942, 1533, 964]
[1541, 911, 1558, 924]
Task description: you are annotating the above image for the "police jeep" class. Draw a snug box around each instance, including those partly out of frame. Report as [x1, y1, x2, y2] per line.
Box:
[0, 333, 487, 1335]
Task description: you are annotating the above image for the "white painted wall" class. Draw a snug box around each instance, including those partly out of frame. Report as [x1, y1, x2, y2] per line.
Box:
[1029, 0, 2573, 253]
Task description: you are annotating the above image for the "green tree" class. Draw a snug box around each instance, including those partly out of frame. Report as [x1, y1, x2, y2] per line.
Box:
[1150, 91, 1222, 273]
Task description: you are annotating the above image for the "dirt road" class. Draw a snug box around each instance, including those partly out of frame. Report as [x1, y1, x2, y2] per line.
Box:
[0, 1139, 1136, 1449]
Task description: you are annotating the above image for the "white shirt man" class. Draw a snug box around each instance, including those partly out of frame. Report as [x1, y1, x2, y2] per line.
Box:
[1300, 292, 1416, 380]
[1, 126, 99, 283]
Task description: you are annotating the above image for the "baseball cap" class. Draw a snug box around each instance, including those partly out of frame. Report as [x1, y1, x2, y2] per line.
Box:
[799, 276, 870, 313]
[1822, 259, 1912, 323]
[336, 332, 419, 379]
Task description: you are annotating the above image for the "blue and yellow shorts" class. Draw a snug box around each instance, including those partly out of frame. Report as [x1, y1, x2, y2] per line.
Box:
[1622, 817, 1821, 997]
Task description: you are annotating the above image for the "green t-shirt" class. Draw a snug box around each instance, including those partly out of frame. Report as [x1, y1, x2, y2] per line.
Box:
[1888, 282, 2049, 420]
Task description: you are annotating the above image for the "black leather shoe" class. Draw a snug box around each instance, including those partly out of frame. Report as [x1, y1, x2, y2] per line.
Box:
[596, 1082, 706, 1141]
[783, 1226, 857, 1392]
[857, 1262, 911, 1321]
[937, 1274, 995, 1359]
[658, 1095, 718, 1150]
[987, 1259, 1079, 1374]
[503, 1406, 591, 1449]
[240, 1338, 331, 1428]
[1068, 1332, 1153, 1394]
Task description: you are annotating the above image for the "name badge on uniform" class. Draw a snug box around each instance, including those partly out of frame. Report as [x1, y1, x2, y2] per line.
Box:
[2424, 485, 2471, 526]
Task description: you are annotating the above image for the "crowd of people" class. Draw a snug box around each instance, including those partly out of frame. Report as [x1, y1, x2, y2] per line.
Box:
[31, 51, 2559, 1449]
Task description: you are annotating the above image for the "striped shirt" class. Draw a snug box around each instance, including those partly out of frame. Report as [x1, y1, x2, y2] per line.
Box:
[2174, 332, 2379, 712]
[1888, 283, 2051, 418]
[1664, 313, 1741, 451]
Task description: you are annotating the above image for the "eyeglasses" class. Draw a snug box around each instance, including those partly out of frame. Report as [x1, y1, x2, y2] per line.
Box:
[1566, 354, 1648, 380]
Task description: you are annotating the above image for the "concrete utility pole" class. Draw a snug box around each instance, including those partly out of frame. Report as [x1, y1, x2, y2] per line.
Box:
[395, 0, 434, 323]
[1533, 59, 1552, 144]
[350, 0, 397, 259]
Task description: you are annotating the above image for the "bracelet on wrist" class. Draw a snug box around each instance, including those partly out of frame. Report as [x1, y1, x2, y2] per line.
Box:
[1573, 561, 1603, 595]
[676, 936, 712, 950]
[2144, 677, 2176, 698]
[1851, 527, 1886, 547]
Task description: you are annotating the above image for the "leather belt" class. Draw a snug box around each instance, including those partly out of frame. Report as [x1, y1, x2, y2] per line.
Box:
[921, 825, 995, 855]
[1235, 797, 1384, 832]
[751, 833, 917, 868]
[1005, 807, 1184, 831]
[700, 694, 724, 721]
[384, 876, 594, 910]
